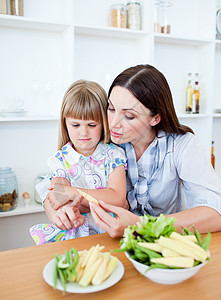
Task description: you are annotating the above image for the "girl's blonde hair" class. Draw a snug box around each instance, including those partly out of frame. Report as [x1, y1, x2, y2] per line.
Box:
[58, 80, 110, 150]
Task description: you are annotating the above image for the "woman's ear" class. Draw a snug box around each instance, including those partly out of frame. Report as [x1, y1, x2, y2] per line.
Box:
[150, 113, 161, 127]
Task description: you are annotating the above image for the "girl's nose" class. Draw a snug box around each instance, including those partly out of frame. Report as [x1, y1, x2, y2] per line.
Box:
[81, 125, 88, 136]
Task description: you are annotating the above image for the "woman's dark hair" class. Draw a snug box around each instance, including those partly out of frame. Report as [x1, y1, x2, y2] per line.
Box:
[108, 64, 194, 135]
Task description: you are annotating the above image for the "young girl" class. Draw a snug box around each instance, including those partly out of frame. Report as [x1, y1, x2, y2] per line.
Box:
[30, 80, 127, 245]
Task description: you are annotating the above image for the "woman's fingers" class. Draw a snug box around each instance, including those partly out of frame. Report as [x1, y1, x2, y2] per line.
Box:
[97, 200, 121, 215]
[90, 204, 114, 235]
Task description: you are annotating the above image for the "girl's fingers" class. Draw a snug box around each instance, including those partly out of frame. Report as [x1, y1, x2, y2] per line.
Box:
[52, 215, 67, 230]
[56, 209, 73, 230]
[73, 214, 86, 228]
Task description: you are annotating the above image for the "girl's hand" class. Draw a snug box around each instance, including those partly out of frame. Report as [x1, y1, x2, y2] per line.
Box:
[46, 184, 81, 209]
[90, 200, 140, 237]
[51, 204, 86, 230]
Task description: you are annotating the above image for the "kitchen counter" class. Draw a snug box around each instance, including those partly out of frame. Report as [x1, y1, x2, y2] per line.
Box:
[1, 232, 221, 300]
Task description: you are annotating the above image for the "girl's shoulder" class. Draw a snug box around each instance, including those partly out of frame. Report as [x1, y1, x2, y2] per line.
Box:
[96, 143, 127, 161]
[50, 142, 72, 161]
[99, 142, 126, 154]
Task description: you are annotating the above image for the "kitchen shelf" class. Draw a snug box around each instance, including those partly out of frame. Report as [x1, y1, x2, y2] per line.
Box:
[213, 113, 221, 118]
[0, 115, 59, 122]
[0, 14, 69, 32]
[178, 113, 211, 119]
[154, 33, 213, 46]
[215, 40, 221, 49]
[75, 24, 148, 39]
[0, 201, 44, 218]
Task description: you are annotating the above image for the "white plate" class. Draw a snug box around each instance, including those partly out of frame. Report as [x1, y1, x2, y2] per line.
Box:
[43, 255, 124, 294]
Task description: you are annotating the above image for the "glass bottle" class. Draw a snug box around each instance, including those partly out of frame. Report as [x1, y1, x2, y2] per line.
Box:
[0, 167, 18, 212]
[192, 73, 200, 114]
[211, 141, 215, 169]
[185, 73, 193, 113]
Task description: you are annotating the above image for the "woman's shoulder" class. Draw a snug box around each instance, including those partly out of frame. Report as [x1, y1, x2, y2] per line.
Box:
[173, 132, 196, 149]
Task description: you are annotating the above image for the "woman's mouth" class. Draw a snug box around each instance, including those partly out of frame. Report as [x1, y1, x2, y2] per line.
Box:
[110, 130, 123, 138]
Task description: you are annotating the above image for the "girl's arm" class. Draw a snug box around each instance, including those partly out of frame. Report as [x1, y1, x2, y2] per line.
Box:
[79, 164, 127, 209]
[46, 164, 127, 211]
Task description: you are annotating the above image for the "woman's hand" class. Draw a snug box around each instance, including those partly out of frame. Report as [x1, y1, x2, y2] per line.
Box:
[46, 184, 81, 210]
[90, 200, 140, 237]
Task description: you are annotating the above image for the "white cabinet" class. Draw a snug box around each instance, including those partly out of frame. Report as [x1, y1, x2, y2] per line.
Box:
[0, 0, 221, 250]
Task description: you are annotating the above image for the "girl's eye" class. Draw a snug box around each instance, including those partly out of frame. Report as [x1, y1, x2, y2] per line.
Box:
[88, 124, 97, 128]
[72, 124, 80, 127]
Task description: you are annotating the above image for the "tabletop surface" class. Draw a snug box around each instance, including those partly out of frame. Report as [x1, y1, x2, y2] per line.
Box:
[1, 232, 221, 300]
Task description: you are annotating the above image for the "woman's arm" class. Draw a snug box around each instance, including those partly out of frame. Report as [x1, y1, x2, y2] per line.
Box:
[170, 206, 221, 233]
[90, 202, 221, 238]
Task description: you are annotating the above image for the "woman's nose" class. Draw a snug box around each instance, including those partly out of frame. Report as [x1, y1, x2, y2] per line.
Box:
[109, 113, 122, 129]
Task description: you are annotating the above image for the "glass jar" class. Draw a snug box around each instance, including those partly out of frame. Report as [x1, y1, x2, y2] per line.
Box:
[127, 1, 141, 30]
[10, 0, 24, 16]
[34, 173, 50, 204]
[0, 167, 18, 212]
[110, 3, 127, 28]
[159, 0, 173, 34]
[154, 0, 161, 33]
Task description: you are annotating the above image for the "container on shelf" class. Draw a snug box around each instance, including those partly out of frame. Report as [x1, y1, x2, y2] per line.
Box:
[110, 3, 127, 28]
[0, 167, 18, 212]
[154, 0, 161, 33]
[0, 0, 7, 14]
[34, 173, 50, 204]
[159, 0, 173, 34]
[126, 1, 141, 30]
[10, 0, 23, 16]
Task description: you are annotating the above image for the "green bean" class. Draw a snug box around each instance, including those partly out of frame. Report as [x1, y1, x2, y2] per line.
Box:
[203, 230, 211, 251]
[65, 250, 70, 264]
[53, 255, 59, 289]
[71, 248, 79, 269]
[194, 227, 202, 246]
[58, 269, 66, 292]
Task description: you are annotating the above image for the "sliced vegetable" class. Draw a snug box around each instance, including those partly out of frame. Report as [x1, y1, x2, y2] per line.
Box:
[79, 256, 102, 287]
[151, 257, 194, 268]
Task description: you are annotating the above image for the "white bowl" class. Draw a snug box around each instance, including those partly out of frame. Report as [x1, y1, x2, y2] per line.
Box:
[125, 251, 209, 284]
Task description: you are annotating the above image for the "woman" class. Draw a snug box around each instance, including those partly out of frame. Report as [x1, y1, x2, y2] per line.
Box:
[45, 65, 221, 236]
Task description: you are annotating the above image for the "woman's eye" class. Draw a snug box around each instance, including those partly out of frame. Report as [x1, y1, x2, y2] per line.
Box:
[108, 107, 115, 112]
[125, 115, 135, 120]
